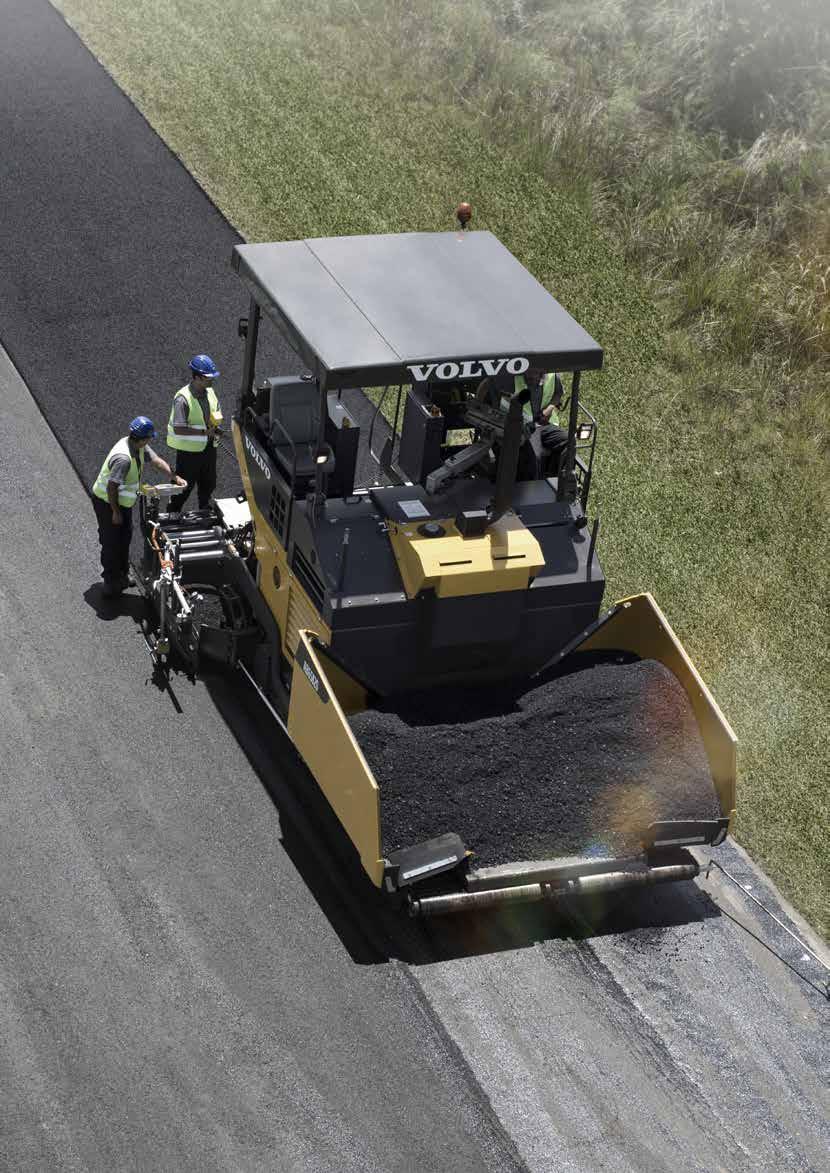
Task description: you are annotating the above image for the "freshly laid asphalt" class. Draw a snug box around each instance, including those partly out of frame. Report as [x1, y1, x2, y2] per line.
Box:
[0, 0, 285, 501]
[413, 842, 830, 1172]
[0, 0, 386, 500]
[1, 2, 828, 1171]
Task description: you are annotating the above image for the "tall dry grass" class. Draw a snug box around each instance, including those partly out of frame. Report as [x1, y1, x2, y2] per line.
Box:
[365, 0, 829, 423]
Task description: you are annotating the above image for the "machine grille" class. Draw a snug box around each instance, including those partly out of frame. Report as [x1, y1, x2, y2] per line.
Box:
[286, 581, 320, 658]
[292, 548, 326, 611]
[268, 485, 287, 538]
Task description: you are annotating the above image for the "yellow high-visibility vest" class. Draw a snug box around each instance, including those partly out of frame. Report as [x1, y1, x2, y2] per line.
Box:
[91, 438, 144, 507]
[167, 385, 222, 452]
[500, 373, 561, 424]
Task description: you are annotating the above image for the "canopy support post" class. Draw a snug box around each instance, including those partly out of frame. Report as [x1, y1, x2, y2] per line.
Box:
[557, 370, 581, 503]
[239, 297, 260, 413]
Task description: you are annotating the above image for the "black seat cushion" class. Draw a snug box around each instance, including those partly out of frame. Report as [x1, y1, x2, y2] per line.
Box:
[272, 441, 316, 479]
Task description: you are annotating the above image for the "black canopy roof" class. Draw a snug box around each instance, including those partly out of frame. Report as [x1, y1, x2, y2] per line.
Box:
[232, 231, 603, 390]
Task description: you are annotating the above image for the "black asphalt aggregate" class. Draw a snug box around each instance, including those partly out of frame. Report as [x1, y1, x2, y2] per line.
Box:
[0, 0, 384, 501]
[1, 2, 829, 1171]
[352, 659, 719, 863]
[0, 0, 287, 501]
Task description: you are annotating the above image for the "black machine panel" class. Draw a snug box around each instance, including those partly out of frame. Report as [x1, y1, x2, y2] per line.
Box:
[328, 589, 603, 694]
[319, 482, 605, 694]
[312, 497, 407, 607]
[397, 385, 444, 485]
[366, 480, 576, 529]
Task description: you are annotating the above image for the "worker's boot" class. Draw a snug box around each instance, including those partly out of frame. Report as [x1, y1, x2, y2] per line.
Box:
[102, 579, 123, 598]
[120, 570, 136, 589]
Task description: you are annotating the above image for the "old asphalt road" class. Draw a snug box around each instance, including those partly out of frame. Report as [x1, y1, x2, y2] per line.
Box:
[1, 1, 829, 1170]
[0, 345, 523, 1171]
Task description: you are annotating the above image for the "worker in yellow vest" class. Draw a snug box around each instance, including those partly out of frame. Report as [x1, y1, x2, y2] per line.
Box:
[525, 367, 568, 476]
[91, 416, 184, 597]
[476, 365, 568, 477]
[167, 353, 223, 512]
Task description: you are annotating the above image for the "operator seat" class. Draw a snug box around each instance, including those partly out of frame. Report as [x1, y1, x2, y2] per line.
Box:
[267, 376, 323, 490]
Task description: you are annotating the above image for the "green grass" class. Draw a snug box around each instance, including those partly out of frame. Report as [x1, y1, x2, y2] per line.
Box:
[53, 0, 828, 938]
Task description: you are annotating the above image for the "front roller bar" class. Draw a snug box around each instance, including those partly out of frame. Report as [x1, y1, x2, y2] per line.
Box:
[409, 860, 699, 917]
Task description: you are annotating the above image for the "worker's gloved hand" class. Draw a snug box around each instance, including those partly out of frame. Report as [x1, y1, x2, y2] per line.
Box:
[173, 475, 187, 487]
[111, 508, 123, 526]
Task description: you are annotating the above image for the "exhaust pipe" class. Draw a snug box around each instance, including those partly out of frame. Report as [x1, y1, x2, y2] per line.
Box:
[409, 860, 699, 917]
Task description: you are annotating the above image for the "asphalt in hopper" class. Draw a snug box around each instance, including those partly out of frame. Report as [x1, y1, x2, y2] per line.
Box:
[350, 658, 720, 865]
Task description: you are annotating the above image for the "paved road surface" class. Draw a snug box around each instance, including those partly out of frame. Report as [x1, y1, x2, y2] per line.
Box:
[407, 847, 829, 1171]
[1, 2, 828, 1170]
[0, 345, 522, 1171]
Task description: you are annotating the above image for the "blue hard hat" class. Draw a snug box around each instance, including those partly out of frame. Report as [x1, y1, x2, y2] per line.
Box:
[189, 353, 220, 378]
[129, 415, 157, 440]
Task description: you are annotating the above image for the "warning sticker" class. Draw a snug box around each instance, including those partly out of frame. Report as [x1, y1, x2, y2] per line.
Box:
[399, 499, 430, 520]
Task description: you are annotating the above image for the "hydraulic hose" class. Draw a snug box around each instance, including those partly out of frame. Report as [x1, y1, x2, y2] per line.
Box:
[149, 523, 174, 571]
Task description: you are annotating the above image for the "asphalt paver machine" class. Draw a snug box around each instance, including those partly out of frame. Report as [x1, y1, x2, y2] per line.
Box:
[137, 227, 736, 916]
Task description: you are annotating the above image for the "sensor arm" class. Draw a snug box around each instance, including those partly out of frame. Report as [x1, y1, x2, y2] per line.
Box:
[488, 389, 525, 524]
[425, 440, 492, 495]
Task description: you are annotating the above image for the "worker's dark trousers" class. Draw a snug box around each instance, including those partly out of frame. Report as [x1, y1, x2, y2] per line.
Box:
[92, 496, 133, 584]
[539, 425, 569, 475]
[520, 425, 569, 479]
[170, 445, 217, 511]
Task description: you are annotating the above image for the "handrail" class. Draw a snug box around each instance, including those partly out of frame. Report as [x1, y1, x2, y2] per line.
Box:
[389, 384, 404, 458]
[574, 401, 598, 510]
